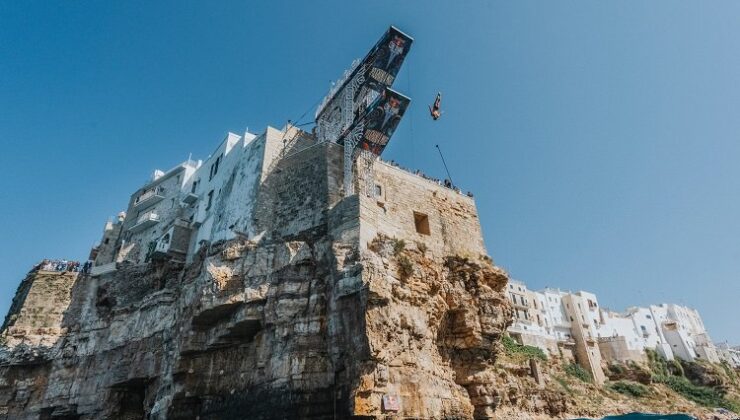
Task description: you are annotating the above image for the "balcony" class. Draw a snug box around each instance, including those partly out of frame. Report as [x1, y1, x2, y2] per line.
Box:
[133, 187, 166, 211]
[130, 212, 160, 233]
[182, 192, 199, 205]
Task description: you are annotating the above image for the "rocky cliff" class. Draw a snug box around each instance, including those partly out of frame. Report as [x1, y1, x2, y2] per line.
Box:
[0, 143, 515, 419]
[0, 231, 510, 419]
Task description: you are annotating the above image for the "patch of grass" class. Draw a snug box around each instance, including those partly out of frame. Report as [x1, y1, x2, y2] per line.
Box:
[719, 361, 738, 385]
[608, 380, 650, 398]
[607, 363, 625, 376]
[367, 235, 384, 253]
[646, 349, 684, 379]
[553, 374, 573, 395]
[565, 362, 592, 383]
[397, 255, 414, 280]
[415, 241, 427, 255]
[392, 238, 406, 256]
[501, 335, 547, 362]
[655, 375, 740, 411]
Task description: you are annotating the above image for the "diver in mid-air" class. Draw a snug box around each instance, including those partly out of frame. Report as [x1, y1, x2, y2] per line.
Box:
[429, 92, 442, 120]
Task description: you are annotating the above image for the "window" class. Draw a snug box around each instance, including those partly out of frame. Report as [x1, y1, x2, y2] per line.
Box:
[104, 238, 109, 245]
[209, 155, 222, 181]
[206, 190, 214, 211]
[191, 179, 198, 193]
[413, 212, 430, 235]
[375, 184, 382, 197]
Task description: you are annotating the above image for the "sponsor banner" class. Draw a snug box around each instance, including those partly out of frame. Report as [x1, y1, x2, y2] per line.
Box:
[316, 26, 413, 122]
[363, 26, 413, 92]
[345, 88, 410, 156]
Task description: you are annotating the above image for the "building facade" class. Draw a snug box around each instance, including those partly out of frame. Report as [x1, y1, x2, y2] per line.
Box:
[506, 280, 722, 384]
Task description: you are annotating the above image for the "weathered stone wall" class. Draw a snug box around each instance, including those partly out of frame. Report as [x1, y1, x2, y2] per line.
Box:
[598, 336, 646, 364]
[0, 271, 77, 348]
[253, 142, 344, 240]
[93, 220, 124, 266]
[359, 159, 488, 260]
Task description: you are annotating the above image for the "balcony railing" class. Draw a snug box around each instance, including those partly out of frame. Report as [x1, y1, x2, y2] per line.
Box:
[130, 212, 160, 233]
[134, 187, 166, 210]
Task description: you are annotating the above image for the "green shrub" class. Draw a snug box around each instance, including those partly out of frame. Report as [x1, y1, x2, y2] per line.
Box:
[669, 358, 685, 377]
[553, 374, 573, 395]
[608, 363, 625, 375]
[655, 375, 739, 411]
[719, 361, 738, 384]
[392, 238, 406, 256]
[397, 255, 414, 280]
[646, 349, 685, 378]
[501, 335, 547, 361]
[565, 362, 592, 383]
[608, 380, 650, 398]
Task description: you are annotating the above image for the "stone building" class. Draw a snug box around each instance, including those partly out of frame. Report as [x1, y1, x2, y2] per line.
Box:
[0, 124, 512, 419]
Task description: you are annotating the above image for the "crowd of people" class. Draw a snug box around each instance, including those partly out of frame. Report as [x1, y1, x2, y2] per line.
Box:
[31, 259, 92, 274]
[381, 158, 474, 197]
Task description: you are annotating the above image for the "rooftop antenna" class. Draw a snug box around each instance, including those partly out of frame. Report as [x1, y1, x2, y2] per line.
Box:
[435, 144, 454, 185]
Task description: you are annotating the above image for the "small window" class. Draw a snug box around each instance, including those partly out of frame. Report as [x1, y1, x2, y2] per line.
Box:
[209, 155, 222, 181]
[104, 238, 109, 245]
[375, 184, 382, 197]
[413, 212, 430, 235]
[191, 179, 198, 193]
[206, 190, 214, 210]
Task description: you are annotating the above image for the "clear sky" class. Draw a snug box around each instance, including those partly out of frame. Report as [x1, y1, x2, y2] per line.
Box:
[1, 1, 738, 343]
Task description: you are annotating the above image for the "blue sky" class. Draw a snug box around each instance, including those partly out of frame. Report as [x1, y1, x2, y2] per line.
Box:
[1, 1, 738, 343]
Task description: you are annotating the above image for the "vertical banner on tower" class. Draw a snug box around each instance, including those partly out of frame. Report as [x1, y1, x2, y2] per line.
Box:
[362, 26, 413, 92]
[315, 26, 413, 124]
[353, 88, 410, 155]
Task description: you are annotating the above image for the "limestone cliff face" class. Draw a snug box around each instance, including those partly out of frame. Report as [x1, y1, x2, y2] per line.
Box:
[356, 238, 512, 419]
[0, 144, 512, 419]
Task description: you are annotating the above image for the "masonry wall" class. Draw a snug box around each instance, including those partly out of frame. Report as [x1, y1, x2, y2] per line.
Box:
[562, 294, 606, 385]
[358, 160, 487, 260]
[0, 271, 78, 347]
[93, 220, 123, 266]
[253, 142, 344, 240]
[598, 336, 646, 364]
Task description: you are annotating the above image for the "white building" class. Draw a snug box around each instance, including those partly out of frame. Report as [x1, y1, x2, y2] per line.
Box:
[717, 343, 740, 368]
[506, 280, 722, 384]
[91, 124, 311, 270]
[507, 285, 606, 385]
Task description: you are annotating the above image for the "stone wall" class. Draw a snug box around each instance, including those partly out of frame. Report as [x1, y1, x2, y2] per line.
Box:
[359, 159, 488, 260]
[598, 336, 646, 364]
[0, 271, 77, 348]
